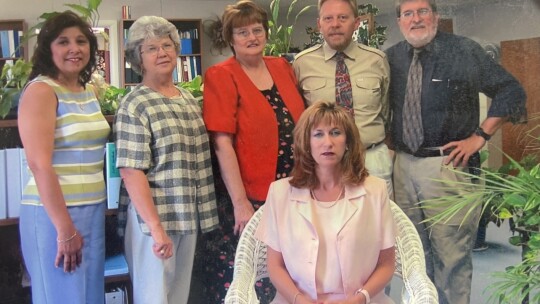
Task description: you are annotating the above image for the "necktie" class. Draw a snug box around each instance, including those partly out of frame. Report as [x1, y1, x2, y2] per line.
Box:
[335, 52, 353, 115]
[402, 49, 423, 152]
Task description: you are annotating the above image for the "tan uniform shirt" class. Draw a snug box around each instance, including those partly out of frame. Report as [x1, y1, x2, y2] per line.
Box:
[293, 42, 390, 147]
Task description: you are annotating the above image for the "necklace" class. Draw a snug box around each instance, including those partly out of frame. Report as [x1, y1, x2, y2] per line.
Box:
[311, 186, 344, 209]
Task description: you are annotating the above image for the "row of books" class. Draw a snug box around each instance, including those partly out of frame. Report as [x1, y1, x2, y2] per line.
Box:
[173, 56, 202, 83]
[0, 144, 120, 220]
[178, 28, 198, 40]
[0, 148, 30, 219]
[0, 30, 23, 58]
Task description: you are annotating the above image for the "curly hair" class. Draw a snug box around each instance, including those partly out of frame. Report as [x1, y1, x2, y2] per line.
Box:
[124, 16, 180, 75]
[29, 11, 98, 86]
[289, 101, 368, 189]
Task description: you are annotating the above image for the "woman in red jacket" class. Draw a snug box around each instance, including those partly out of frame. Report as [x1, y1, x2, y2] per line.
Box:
[196, 0, 305, 302]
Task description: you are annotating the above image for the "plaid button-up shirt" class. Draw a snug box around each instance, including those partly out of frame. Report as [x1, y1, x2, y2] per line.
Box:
[114, 85, 218, 236]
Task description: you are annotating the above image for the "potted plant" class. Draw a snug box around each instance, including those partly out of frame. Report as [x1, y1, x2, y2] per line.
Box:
[0, 59, 32, 118]
[423, 114, 540, 303]
[265, 0, 314, 57]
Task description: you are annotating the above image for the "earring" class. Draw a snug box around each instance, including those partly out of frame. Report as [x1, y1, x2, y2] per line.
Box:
[346, 146, 349, 151]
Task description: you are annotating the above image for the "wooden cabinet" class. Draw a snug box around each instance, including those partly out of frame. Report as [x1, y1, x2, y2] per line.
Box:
[119, 18, 203, 88]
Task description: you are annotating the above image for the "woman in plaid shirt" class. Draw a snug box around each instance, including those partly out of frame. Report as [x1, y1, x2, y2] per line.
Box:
[113, 16, 218, 304]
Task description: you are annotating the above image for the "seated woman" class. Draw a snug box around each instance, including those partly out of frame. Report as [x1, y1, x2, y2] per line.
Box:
[256, 101, 396, 304]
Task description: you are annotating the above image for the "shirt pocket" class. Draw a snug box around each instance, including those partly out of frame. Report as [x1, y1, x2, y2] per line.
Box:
[302, 77, 333, 104]
[353, 77, 382, 110]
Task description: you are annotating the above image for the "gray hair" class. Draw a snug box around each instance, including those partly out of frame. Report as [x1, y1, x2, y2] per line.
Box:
[395, 0, 438, 17]
[124, 16, 181, 75]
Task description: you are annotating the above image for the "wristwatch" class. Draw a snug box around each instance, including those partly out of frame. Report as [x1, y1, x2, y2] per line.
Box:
[474, 127, 491, 141]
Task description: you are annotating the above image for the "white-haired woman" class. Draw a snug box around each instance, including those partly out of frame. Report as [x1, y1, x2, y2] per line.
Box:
[113, 16, 219, 304]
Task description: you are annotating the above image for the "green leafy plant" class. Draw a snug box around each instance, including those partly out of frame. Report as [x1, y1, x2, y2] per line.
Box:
[423, 114, 540, 303]
[24, 0, 103, 44]
[177, 75, 203, 106]
[0, 59, 33, 118]
[265, 0, 314, 56]
[355, 3, 387, 48]
[90, 73, 124, 115]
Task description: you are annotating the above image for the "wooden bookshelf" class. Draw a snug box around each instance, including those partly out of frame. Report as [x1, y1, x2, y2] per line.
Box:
[0, 19, 27, 72]
[119, 18, 203, 88]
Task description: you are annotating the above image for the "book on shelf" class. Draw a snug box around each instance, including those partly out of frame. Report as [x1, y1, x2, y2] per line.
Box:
[105, 143, 121, 209]
[6, 148, 21, 218]
[0, 31, 10, 58]
[0, 150, 6, 220]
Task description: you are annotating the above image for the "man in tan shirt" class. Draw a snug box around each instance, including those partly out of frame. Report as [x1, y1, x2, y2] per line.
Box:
[293, 0, 393, 196]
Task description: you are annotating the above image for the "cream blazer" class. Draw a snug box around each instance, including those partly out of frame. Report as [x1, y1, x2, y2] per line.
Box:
[255, 176, 395, 303]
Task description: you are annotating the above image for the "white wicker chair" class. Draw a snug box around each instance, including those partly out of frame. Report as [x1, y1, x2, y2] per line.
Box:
[224, 201, 439, 304]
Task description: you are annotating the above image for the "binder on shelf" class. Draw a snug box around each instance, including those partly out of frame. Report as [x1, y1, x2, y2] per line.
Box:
[0, 31, 10, 58]
[0, 150, 7, 220]
[6, 148, 21, 218]
[105, 143, 121, 209]
[7, 30, 15, 58]
[19, 148, 31, 199]
[104, 253, 129, 277]
[180, 39, 192, 55]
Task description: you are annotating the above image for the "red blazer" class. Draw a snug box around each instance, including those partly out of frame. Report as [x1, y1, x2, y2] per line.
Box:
[203, 56, 305, 201]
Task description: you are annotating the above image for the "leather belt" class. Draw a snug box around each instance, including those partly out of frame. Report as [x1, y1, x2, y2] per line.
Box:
[411, 147, 453, 158]
[366, 140, 385, 150]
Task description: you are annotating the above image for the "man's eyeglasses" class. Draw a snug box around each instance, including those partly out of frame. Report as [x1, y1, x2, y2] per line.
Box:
[233, 27, 266, 39]
[140, 43, 176, 55]
[400, 8, 432, 20]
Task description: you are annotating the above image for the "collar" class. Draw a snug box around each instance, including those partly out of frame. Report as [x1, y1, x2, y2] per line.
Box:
[322, 41, 357, 62]
[289, 183, 366, 204]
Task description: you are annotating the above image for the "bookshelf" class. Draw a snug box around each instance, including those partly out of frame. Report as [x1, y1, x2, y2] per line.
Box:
[119, 18, 203, 89]
[0, 20, 27, 72]
[0, 115, 131, 303]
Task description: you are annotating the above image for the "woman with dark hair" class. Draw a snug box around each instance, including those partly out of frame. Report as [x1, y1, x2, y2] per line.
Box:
[256, 101, 396, 304]
[114, 15, 218, 304]
[18, 11, 109, 303]
[197, 0, 305, 302]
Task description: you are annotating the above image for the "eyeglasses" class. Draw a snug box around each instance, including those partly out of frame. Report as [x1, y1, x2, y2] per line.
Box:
[320, 15, 352, 24]
[140, 42, 176, 55]
[400, 8, 432, 20]
[233, 27, 266, 39]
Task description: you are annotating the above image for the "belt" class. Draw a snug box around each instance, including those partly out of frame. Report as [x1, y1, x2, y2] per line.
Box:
[366, 140, 385, 150]
[410, 147, 453, 158]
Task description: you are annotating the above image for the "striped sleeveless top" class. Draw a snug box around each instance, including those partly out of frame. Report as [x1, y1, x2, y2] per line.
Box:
[21, 75, 110, 207]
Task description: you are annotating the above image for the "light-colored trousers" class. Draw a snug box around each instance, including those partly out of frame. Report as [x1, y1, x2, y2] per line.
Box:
[365, 143, 394, 199]
[20, 202, 105, 304]
[393, 152, 481, 304]
[124, 203, 197, 304]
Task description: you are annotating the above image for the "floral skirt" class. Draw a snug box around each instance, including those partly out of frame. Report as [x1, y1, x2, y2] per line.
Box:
[192, 191, 275, 303]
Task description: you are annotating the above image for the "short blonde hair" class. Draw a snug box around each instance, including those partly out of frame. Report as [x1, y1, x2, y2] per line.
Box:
[318, 0, 359, 18]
